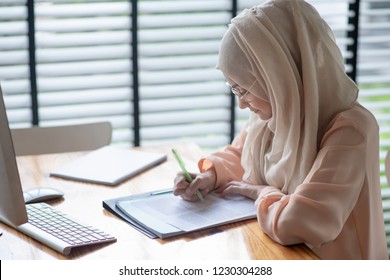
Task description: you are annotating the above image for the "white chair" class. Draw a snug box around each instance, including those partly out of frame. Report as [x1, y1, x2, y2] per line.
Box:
[11, 122, 112, 156]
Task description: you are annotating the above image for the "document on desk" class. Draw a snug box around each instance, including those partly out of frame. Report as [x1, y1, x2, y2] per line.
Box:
[115, 190, 257, 239]
[50, 146, 167, 186]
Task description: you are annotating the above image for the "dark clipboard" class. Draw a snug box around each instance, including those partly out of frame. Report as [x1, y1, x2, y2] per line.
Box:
[103, 189, 172, 239]
[103, 188, 257, 240]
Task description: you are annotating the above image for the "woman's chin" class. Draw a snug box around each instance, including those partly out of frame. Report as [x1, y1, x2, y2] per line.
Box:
[253, 110, 271, 120]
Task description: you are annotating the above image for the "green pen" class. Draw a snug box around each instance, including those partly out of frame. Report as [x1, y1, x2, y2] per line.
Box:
[172, 148, 204, 201]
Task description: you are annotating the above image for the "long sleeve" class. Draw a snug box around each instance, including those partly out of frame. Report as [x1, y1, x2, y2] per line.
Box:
[254, 106, 388, 259]
[198, 124, 248, 189]
[256, 137, 365, 247]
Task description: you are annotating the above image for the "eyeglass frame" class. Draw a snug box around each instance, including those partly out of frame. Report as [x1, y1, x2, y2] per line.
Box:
[226, 80, 257, 99]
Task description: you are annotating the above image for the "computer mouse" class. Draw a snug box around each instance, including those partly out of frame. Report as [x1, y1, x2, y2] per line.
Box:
[23, 187, 64, 204]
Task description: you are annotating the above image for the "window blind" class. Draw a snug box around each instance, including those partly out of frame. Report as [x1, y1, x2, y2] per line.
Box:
[138, 0, 231, 148]
[357, 0, 390, 186]
[0, 0, 31, 127]
[1, 0, 389, 173]
[35, 0, 134, 145]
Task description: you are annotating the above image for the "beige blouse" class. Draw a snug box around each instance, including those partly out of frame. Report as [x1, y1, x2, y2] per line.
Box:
[199, 103, 388, 260]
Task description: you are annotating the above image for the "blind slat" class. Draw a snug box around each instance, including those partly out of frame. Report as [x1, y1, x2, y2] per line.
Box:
[140, 69, 223, 85]
[0, 22, 27, 35]
[140, 0, 230, 13]
[36, 46, 131, 62]
[139, 13, 230, 28]
[36, 31, 131, 48]
[139, 26, 227, 42]
[0, 36, 28, 50]
[35, 2, 130, 17]
[40, 102, 132, 120]
[141, 81, 227, 99]
[140, 41, 220, 56]
[37, 17, 130, 32]
[141, 96, 230, 112]
[39, 88, 131, 106]
[37, 74, 131, 92]
[141, 109, 229, 126]
[141, 122, 230, 139]
[37, 60, 131, 77]
[140, 55, 218, 70]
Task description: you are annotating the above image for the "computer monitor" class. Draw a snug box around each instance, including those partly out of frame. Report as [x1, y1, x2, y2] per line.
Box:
[0, 85, 28, 227]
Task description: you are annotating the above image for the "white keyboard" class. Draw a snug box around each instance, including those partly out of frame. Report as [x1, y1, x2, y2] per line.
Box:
[17, 203, 116, 255]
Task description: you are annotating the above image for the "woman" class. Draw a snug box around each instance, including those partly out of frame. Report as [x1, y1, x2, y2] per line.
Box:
[173, 0, 388, 260]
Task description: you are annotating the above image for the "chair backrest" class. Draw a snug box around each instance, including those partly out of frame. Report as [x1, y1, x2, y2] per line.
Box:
[11, 122, 112, 156]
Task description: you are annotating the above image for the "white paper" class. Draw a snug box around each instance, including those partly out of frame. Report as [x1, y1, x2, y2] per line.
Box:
[117, 192, 256, 236]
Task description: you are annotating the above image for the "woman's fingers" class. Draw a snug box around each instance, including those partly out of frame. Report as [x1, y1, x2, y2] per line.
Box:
[173, 170, 217, 202]
[220, 181, 264, 200]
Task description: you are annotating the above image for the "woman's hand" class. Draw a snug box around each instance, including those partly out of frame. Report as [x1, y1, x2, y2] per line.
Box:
[173, 169, 216, 202]
[218, 180, 267, 200]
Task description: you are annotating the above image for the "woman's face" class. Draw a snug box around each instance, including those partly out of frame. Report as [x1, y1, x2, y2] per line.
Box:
[238, 93, 272, 120]
[227, 81, 272, 120]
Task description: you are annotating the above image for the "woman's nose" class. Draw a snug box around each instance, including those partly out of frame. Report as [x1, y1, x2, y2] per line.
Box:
[238, 98, 248, 109]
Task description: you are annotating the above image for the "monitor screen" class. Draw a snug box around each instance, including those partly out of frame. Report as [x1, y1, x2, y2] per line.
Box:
[0, 85, 28, 227]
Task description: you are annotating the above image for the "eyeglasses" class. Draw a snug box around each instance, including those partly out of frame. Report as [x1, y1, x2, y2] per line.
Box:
[226, 80, 257, 99]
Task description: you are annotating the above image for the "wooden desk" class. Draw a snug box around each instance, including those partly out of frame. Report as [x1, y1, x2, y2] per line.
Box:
[0, 143, 318, 260]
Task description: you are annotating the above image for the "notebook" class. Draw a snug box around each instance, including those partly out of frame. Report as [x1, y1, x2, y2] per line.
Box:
[50, 146, 167, 186]
[104, 189, 257, 239]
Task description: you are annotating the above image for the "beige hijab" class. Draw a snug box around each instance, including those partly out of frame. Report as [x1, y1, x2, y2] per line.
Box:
[217, 0, 358, 193]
